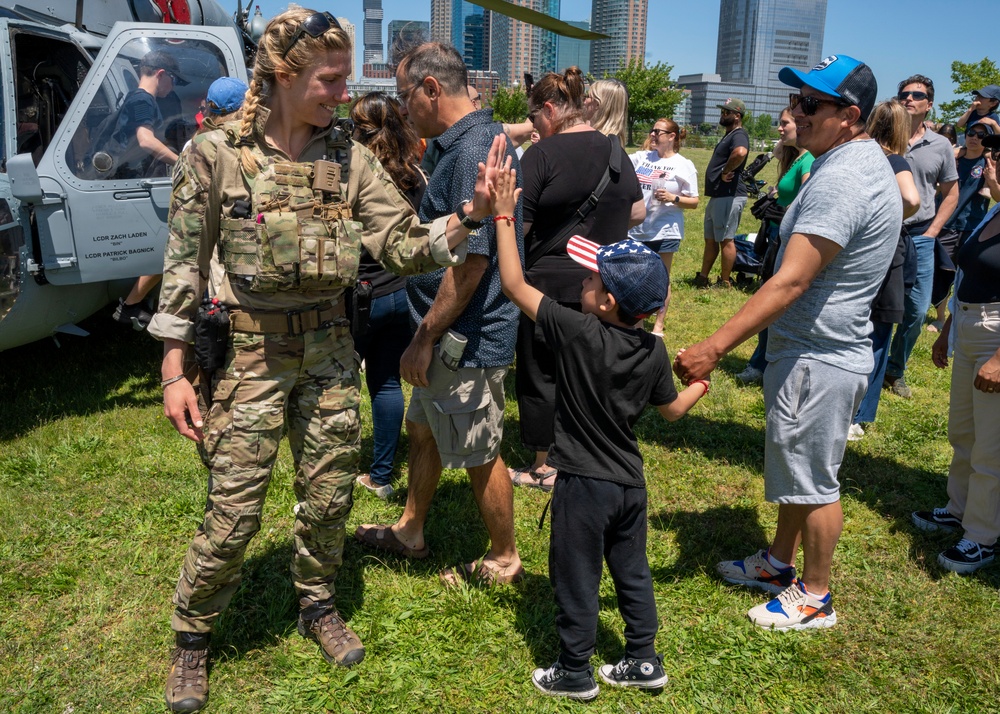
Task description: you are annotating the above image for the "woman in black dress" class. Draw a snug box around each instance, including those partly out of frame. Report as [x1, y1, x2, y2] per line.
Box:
[509, 66, 644, 490]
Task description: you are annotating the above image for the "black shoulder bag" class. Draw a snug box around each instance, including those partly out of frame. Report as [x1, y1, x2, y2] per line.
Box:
[524, 134, 621, 271]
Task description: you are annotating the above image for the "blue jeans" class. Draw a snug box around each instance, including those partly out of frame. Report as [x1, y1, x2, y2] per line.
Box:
[747, 328, 769, 372]
[854, 320, 894, 425]
[353, 288, 412, 486]
[887, 234, 935, 379]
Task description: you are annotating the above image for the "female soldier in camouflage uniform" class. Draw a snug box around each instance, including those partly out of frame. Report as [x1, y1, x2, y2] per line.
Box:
[148, 8, 503, 712]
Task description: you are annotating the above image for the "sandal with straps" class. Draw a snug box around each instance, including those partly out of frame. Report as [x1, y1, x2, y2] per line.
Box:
[508, 465, 558, 492]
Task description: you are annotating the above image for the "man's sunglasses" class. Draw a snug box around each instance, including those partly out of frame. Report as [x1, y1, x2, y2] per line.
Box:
[789, 92, 849, 116]
[967, 130, 989, 139]
[898, 90, 929, 101]
[282, 12, 342, 60]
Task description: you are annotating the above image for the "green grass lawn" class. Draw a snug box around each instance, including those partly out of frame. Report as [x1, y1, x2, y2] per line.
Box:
[2, 147, 998, 713]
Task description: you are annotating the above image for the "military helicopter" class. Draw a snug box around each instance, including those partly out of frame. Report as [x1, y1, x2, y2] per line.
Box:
[0, 0, 257, 352]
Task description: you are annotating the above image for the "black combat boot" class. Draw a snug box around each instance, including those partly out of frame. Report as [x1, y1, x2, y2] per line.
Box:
[165, 632, 210, 713]
[298, 597, 365, 667]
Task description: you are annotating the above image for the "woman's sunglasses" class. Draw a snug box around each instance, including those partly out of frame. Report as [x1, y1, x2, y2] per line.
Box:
[789, 92, 849, 116]
[282, 12, 342, 60]
[967, 130, 989, 139]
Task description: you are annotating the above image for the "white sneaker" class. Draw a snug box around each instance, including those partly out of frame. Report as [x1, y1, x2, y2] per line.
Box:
[716, 549, 796, 594]
[735, 365, 764, 385]
[747, 581, 837, 631]
[847, 423, 864, 441]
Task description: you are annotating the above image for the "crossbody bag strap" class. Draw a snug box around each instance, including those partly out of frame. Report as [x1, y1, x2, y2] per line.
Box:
[525, 134, 621, 271]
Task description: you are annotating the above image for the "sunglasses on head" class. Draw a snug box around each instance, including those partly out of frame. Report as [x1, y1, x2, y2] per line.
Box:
[789, 92, 849, 116]
[898, 90, 928, 101]
[282, 12, 342, 60]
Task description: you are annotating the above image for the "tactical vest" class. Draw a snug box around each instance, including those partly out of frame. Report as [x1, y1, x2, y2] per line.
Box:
[217, 122, 362, 293]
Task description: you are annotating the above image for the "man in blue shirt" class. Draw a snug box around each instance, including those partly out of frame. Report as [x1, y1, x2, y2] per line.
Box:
[355, 43, 525, 585]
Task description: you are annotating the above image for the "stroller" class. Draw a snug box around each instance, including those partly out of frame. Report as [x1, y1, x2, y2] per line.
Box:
[732, 233, 763, 286]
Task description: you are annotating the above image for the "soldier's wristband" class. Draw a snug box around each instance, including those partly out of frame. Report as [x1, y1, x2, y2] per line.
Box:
[161, 374, 186, 388]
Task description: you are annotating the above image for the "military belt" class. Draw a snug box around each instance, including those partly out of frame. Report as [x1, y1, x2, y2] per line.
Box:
[228, 301, 346, 336]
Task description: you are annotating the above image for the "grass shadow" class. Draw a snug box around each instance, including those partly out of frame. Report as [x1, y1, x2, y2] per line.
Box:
[0, 311, 161, 441]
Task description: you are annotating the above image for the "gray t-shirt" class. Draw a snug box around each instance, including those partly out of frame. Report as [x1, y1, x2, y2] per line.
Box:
[904, 129, 958, 229]
[767, 139, 903, 374]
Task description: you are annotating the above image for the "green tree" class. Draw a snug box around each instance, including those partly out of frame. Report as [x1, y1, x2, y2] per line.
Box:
[611, 58, 684, 146]
[936, 57, 1000, 124]
[749, 113, 777, 144]
[487, 85, 528, 124]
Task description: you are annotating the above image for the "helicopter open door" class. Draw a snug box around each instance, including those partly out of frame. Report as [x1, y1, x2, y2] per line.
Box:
[18, 22, 246, 286]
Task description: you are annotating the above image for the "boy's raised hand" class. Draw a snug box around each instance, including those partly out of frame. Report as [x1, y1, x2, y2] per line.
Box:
[490, 158, 520, 216]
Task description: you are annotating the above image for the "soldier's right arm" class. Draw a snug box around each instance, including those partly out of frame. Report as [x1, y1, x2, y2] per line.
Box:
[148, 135, 220, 343]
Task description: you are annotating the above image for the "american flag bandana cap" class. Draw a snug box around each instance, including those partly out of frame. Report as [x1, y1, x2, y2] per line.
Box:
[566, 235, 668, 319]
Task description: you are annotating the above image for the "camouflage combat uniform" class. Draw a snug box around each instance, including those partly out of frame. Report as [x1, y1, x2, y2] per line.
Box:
[148, 106, 466, 634]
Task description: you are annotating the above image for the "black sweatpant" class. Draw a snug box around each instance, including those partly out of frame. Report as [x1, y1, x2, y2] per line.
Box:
[550, 473, 658, 671]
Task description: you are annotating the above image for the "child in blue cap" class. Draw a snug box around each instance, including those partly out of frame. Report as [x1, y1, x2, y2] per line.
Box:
[490, 156, 709, 700]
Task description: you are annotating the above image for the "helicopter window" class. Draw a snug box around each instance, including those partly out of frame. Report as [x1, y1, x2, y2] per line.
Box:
[8, 32, 91, 170]
[66, 38, 228, 182]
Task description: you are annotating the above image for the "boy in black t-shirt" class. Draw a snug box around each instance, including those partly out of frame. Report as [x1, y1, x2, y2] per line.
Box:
[490, 159, 709, 700]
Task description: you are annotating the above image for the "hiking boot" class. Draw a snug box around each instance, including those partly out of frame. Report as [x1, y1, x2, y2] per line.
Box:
[735, 365, 763, 385]
[598, 654, 668, 689]
[112, 297, 154, 331]
[531, 662, 599, 700]
[938, 538, 995, 574]
[298, 599, 365, 667]
[847, 423, 865, 441]
[693, 272, 710, 288]
[165, 632, 210, 713]
[717, 548, 796, 594]
[883, 375, 912, 399]
[748, 580, 837, 631]
[911, 507, 962, 533]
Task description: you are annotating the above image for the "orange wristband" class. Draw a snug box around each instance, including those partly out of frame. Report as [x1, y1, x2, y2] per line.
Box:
[691, 379, 710, 395]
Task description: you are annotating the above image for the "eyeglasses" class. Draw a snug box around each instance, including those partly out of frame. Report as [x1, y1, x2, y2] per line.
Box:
[967, 130, 988, 139]
[282, 12, 342, 60]
[789, 92, 850, 116]
[395, 82, 421, 104]
[649, 129, 671, 136]
[898, 90, 929, 101]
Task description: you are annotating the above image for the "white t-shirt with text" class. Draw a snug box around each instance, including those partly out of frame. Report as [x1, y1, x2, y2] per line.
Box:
[627, 150, 699, 242]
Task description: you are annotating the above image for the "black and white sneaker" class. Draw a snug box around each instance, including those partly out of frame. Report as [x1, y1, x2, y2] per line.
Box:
[938, 538, 994, 574]
[912, 507, 962, 533]
[531, 663, 599, 700]
[598, 654, 668, 689]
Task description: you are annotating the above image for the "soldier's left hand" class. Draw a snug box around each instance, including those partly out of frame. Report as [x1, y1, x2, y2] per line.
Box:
[400, 336, 434, 388]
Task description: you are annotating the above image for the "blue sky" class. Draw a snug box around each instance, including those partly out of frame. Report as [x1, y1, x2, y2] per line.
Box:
[243, 1, 982, 108]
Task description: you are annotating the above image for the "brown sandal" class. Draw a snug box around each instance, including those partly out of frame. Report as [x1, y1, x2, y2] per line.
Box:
[353, 524, 429, 560]
[508, 466, 557, 492]
[439, 559, 526, 588]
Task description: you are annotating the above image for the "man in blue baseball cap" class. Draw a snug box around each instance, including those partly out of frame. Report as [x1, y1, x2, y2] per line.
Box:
[676, 54, 902, 631]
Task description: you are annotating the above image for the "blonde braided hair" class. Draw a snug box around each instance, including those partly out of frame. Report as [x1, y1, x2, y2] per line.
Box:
[237, 5, 352, 177]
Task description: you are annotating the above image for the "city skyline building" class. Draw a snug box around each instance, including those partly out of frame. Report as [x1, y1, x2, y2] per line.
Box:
[589, 0, 648, 78]
[338, 16, 356, 82]
[502, 0, 559, 87]
[680, 0, 827, 126]
[556, 19, 590, 75]
[363, 0, 385, 64]
[387, 19, 430, 65]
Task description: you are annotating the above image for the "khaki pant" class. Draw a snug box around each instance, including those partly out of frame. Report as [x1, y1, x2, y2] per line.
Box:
[946, 302, 1000, 547]
[171, 324, 360, 634]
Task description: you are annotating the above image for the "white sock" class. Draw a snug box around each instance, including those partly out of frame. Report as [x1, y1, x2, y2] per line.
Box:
[766, 549, 791, 570]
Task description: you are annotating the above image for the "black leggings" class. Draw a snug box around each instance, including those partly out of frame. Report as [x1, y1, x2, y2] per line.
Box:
[550, 473, 658, 670]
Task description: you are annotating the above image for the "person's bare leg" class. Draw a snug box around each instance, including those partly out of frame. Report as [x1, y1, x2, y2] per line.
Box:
[700, 239, 719, 279]
[719, 239, 737, 283]
[770, 502, 842, 596]
[468, 455, 521, 571]
[390, 419, 442, 552]
[652, 254, 674, 334]
[125, 274, 162, 305]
